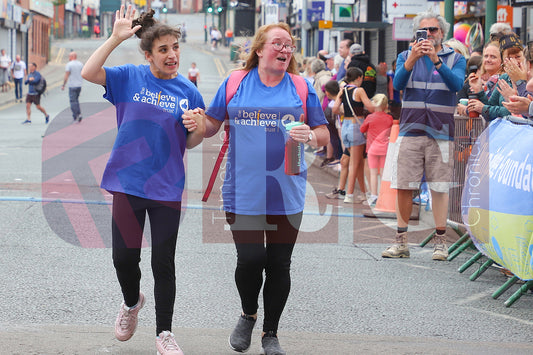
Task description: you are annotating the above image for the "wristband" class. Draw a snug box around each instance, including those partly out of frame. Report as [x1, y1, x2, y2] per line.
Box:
[433, 58, 442, 67]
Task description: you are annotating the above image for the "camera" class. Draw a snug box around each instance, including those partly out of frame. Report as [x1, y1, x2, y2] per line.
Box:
[415, 30, 427, 42]
[468, 65, 478, 74]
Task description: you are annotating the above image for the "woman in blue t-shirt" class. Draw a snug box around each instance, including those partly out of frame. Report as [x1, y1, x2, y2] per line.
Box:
[81, 6, 204, 354]
[202, 23, 329, 355]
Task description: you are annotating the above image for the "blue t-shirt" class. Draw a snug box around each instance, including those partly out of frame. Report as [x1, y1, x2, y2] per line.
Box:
[102, 64, 205, 201]
[206, 68, 327, 215]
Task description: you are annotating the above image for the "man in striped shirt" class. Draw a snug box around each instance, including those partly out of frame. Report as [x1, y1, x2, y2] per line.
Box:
[382, 11, 466, 261]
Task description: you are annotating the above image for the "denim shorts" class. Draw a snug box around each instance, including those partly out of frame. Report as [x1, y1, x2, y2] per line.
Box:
[341, 119, 366, 148]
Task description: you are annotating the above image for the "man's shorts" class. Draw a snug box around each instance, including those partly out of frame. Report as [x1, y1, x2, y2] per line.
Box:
[390, 135, 453, 193]
[341, 119, 366, 148]
[26, 94, 41, 105]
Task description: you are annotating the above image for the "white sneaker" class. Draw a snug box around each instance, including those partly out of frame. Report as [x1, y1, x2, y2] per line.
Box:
[344, 193, 366, 204]
[355, 192, 367, 203]
[362, 196, 378, 207]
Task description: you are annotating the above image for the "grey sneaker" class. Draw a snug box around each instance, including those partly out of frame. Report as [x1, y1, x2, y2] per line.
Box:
[326, 188, 345, 200]
[432, 235, 448, 261]
[229, 314, 256, 352]
[382, 232, 410, 258]
[261, 331, 286, 355]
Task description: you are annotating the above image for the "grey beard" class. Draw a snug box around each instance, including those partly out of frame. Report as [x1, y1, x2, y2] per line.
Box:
[431, 38, 442, 48]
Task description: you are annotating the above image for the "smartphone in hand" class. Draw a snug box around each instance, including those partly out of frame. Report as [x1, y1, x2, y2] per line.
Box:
[416, 30, 427, 42]
[468, 65, 478, 75]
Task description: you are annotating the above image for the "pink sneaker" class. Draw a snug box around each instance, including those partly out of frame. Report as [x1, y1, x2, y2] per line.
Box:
[114, 292, 145, 341]
[156, 331, 184, 355]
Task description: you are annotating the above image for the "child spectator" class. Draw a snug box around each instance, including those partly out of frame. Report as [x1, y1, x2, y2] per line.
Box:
[360, 93, 393, 206]
[321, 80, 342, 167]
[188, 62, 200, 87]
[327, 67, 374, 203]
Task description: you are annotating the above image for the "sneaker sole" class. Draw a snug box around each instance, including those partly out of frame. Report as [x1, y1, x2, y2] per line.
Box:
[157, 350, 184, 355]
[381, 252, 410, 258]
[157, 349, 184, 355]
[432, 254, 448, 261]
[228, 335, 250, 353]
[325, 195, 344, 200]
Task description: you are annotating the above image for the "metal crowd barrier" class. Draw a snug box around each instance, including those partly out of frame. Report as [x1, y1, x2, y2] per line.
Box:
[420, 115, 486, 249]
[430, 115, 533, 307]
[448, 115, 487, 223]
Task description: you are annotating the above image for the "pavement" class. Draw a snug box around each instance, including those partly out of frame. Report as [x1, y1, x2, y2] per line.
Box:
[3, 324, 533, 355]
[1, 35, 533, 354]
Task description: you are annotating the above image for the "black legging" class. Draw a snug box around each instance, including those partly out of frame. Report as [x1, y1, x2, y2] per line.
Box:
[112, 192, 181, 335]
[226, 212, 302, 333]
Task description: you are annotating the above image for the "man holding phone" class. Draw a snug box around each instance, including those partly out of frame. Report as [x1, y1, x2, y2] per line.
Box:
[382, 11, 466, 261]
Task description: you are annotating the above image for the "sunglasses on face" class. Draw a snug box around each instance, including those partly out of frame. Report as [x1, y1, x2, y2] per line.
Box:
[419, 27, 439, 33]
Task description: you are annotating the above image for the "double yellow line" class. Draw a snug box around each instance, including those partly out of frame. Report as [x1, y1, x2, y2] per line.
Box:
[54, 47, 65, 64]
[214, 57, 227, 77]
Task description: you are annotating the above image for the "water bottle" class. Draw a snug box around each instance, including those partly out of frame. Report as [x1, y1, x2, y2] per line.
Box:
[468, 93, 479, 118]
[284, 121, 303, 175]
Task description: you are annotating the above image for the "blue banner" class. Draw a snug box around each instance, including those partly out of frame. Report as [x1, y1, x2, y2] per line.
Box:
[462, 118, 533, 280]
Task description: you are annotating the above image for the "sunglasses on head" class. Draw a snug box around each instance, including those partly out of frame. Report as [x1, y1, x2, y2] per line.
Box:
[419, 27, 439, 33]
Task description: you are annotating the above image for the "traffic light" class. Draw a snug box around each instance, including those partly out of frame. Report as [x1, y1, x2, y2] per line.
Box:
[207, 0, 213, 13]
[162, 5, 167, 13]
[217, 5, 223, 12]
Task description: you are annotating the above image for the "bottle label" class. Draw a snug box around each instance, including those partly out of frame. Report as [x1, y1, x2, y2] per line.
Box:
[285, 139, 301, 175]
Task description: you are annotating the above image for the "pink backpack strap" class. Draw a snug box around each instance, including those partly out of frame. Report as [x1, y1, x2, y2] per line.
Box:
[202, 71, 308, 202]
[202, 70, 249, 202]
[226, 70, 249, 107]
[288, 73, 308, 122]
